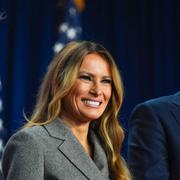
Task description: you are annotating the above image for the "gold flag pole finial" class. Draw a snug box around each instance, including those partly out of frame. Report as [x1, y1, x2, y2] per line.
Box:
[74, 0, 85, 12]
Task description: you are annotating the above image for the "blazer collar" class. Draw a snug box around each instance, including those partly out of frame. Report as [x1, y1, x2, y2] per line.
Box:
[172, 91, 180, 106]
[171, 91, 180, 126]
[43, 119, 72, 140]
[43, 119, 109, 180]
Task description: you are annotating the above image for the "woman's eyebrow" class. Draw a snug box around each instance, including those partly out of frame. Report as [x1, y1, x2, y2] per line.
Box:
[79, 71, 112, 79]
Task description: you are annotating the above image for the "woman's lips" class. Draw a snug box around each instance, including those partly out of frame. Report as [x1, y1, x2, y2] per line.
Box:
[81, 99, 102, 107]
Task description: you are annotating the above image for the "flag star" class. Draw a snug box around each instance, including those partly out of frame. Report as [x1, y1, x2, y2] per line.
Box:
[60, 23, 69, 32]
[69, 7, 76, 16]
[67, 28, 77, 39]
[53, 43, 64, 53]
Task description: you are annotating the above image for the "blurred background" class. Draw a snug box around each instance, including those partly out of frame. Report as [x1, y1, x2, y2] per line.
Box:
[0, 0, 179, 164]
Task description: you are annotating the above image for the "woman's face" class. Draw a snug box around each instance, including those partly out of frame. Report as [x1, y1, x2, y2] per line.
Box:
[61, 53, 112, 124]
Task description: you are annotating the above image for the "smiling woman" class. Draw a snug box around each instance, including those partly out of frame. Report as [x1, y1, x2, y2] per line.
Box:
[2, 41, 131, 180]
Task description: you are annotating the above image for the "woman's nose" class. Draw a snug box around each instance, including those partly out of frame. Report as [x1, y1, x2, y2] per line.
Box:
[89, 82, 102, 96]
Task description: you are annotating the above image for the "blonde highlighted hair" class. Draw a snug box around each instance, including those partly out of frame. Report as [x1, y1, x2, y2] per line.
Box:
[24, 41, 131, 180]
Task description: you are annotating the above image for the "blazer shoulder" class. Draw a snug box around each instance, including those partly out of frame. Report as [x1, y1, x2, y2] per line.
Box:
[17, 125, 47, 137]
[130, 92, 180, 121]
[4, 126, 48, 151]
[133, 94, 174, 112]
[2, 126, 46, 180]
[172, 91, 180, 106]
[141, 91, 180, 108]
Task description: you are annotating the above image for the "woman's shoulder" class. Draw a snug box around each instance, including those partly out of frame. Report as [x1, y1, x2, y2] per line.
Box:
[2, 126, 46, 174]
[5, 125, 48, 149]
[22, 125, 47, 135]
[16, 125, 47, 137]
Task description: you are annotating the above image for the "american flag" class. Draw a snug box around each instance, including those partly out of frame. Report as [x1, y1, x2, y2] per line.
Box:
[53, 0, 83, 53]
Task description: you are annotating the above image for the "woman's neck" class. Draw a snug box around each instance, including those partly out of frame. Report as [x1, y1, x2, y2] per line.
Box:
[60, 114, 93, 157]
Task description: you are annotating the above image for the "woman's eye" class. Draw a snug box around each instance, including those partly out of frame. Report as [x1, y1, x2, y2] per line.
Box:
[102, 79, 112, 84]
[79, 75, 91, 81]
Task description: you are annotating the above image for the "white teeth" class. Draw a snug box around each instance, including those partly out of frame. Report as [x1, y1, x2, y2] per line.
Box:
[83, 100, 100, 107]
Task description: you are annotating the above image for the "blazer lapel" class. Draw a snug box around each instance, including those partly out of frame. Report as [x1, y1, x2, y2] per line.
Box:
[89, 130, 110, 178]
[171, 91, 180, 127]
[44, 119, 109, 180]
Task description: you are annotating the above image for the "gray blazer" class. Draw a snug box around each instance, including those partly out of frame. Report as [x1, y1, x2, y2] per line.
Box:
[2, 119, 110, 180]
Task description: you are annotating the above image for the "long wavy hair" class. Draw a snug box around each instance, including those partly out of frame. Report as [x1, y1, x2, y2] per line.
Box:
[24, 41, 131, 180]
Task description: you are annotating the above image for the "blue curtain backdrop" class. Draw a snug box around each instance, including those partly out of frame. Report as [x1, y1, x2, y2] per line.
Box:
[0, 0, 180, 161]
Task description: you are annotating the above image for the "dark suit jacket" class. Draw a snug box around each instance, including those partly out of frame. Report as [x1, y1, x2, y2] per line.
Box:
[128, 91, 180, 180]
[2, 119, 110, 180]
